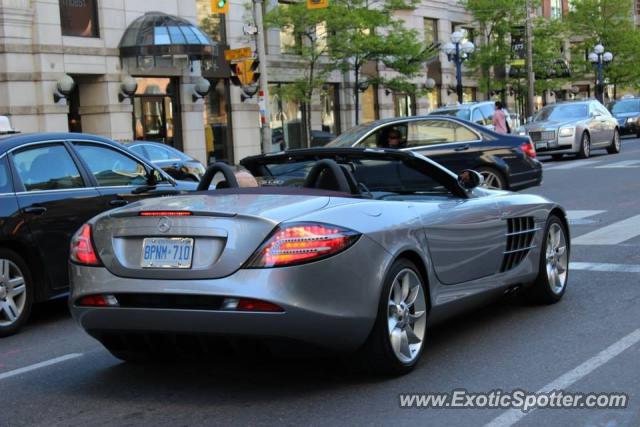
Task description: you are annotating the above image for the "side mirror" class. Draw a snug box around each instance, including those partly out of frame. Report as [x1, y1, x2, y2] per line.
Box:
[458, 169, 484, 191]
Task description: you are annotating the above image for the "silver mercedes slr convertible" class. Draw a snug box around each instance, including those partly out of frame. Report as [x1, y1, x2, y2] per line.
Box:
[69, 148, 569, 375]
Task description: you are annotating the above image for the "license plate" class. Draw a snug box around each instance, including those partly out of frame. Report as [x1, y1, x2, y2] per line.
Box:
[535, 142, 548, 150]
[141, 238, 194, 269]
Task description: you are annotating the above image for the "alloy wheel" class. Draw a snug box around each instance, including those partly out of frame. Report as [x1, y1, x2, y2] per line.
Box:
[613, 131, 621, 151]
[480, 170, 503, 190]
[0, 259, 27, 327]
[545, 223, 568, 295]
[582, 134, 591, 158]
[387, 268, 427, 364]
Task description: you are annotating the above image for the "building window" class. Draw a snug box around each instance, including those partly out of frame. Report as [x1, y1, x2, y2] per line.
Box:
[204, 79, 233, 164]
[551, 0, 563, 19]
[270, 84, 305, 151]
[361, 85, 379, 123]
[279, 1, 301, 54]
[426, 87, 440, 112]
[424, 18, 438, 45]
[394, 93, 415, 117]
[320, 84, 340, 137]
[463, 87, 476, 103]
[59, 0, 99, 38]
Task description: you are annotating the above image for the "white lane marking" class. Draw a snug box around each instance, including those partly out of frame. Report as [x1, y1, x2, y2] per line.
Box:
[573, 214, 640, 245]
[595, 160, 640, 169]
[571, 262, 640, 273]
[0, 353, 83, 381]
[566, 210, 606, 220]
[545, 160, 602, 170]
[484, 329, 640, 427]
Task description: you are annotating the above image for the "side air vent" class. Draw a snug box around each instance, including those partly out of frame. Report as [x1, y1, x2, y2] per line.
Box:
[501, 217, 540, 272]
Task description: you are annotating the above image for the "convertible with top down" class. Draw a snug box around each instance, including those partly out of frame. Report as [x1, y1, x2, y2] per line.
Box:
[69, 148, 570, 375]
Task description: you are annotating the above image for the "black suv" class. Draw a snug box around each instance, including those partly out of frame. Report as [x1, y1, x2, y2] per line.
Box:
[0, 133, 195, 336]
[608, 97, 640, 137]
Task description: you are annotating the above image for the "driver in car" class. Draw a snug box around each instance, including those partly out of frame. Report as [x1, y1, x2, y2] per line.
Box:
[381, 129, 406, 149]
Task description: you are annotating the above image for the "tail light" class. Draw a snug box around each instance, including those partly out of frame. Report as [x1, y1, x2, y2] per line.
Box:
[139, 211, 192, 217]
[77, 294, 119, 307]
[70, 224, 102, 266]
[246, 222, 361, 268]
[520, 140, 537, 159]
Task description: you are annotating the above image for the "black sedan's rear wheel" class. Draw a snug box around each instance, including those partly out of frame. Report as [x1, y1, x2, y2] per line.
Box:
[476, 167, 507, 190]
[523, 215, 569, 305]
[0, 249, 33, 337]
[357, 259, 428, 375]
[578, 132, 591, 159]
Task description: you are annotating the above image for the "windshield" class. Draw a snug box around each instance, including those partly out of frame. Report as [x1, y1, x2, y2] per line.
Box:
[610, 100, 640, 114]
[326, 123, 375, 147]
[534, 104, 588, 122]
[431, 109, 471, 121]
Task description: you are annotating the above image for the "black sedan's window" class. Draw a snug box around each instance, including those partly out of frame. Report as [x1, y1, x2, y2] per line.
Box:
[0, 156, 13, 193]
[12, 144, 84, 192]
[74, 143, 160, 187]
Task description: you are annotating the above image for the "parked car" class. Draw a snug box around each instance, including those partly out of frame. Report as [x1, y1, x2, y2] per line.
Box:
[430, 101, 517, 132]
[0, 133, 195, 336]
[517, 100, 621, 160]
[123, 141, 206, 182]
[69, 148, 569, 375]
[327, 115, 541, 191]
[608, 97, 640, 138]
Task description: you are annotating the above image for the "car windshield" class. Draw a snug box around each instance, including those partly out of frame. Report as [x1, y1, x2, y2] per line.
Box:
[242, 156, 457, 198]
[431, 109, 471, 121]
[534, 104, 588, 121]
[609, 100, 640, 114]
[326, 123, 377, 147]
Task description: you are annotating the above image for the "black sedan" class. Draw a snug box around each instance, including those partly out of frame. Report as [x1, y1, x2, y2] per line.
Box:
[327, 115, 542, 190]
[0, 133, 195, 336]
[123, 141, 206, 182]
[608, 97, 640, 137]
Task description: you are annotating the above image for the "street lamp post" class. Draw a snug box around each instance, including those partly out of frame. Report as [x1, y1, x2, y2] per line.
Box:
[443, 31, 474, 104]
[589, 43, 613, 104]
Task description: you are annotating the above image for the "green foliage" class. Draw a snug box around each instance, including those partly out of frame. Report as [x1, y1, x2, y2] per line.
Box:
[567, 0, 640, 89]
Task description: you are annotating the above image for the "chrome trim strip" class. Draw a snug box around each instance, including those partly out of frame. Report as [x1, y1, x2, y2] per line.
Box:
[14, 187, 97, 196]
[505, 227, 542, 237]
[503, 245, 537, 255]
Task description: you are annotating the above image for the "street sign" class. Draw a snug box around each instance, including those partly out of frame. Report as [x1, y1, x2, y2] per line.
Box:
[224, 47, 253, 62]
[231, 59, 260, 87]
[307, 0, 329, 9]
[211, 0, 229, 14]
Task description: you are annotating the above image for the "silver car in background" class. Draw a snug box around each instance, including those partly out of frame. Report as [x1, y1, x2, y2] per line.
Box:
[517, 100, 621, 160]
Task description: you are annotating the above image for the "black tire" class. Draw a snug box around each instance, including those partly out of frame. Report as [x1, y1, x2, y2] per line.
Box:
[522, 215, 569, 305]
[355, 259, 428, 375]
[636, 132, 640, 139]
[476, 167, 507, 190]
[607, 129, 621, 154]
[551, 154, 564, 161]
[0, 249, 34, 337]
[577, 132, 591, 159]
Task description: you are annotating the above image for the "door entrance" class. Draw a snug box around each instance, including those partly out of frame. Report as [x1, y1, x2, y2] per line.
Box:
[133, 77, 182, 149]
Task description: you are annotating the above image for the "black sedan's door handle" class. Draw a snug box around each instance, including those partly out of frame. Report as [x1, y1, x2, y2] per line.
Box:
[454, 145, 470, 152]
[23, 206, 47, 215]
[109, 199, 128, 207]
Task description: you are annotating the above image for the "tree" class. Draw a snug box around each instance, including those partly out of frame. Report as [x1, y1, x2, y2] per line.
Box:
[328, 0, 437, 124]
[265, 4, 334, 147]
[567, 0, 640, 98]
[460, 0, 525, 96]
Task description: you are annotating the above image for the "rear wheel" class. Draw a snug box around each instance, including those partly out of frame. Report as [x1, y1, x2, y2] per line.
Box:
[523, 215, 569, 305]
[476, 167, 507, 190]
[356, 259, 428, 375]
[578, 132, 591, 159]
[0, 249, 33, 337]
[607, 129, 621, 154]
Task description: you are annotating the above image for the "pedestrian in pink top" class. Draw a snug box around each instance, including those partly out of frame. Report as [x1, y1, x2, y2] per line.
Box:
[492, 101, 509, 134]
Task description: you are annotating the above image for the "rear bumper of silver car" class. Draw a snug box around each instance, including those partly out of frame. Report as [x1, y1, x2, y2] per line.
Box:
[69, 236, 388, 352]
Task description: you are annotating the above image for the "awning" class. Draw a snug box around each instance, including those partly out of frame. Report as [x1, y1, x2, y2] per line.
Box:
[119, 11, 216, 59]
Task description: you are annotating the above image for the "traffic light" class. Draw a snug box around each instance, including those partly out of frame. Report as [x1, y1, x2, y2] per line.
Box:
[307, 0, 329, 9]
[211, 0, 229, 14]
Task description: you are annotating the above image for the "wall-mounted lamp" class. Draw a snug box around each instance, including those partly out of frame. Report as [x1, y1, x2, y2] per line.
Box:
[192, 77, 212, 102]
[357, 80, 370, 92]
[118, 76, 138, 103]
[53, 74, 75, 103]
[384, 89, 392, 96]
[424, 78, 436, 90]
